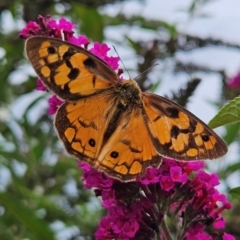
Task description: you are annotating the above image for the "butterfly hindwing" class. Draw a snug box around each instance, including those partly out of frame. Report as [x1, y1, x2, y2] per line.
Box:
[143, 92, 227, 160]
[25, 36, 119, 101]
[96, 106, 162, 181]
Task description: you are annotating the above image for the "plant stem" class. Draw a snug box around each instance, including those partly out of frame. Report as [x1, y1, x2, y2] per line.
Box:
[160, 219, 173, 240]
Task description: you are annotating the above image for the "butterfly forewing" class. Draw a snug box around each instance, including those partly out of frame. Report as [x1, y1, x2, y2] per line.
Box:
[25, 37, 119, 101]
[143, 92, 227, 160]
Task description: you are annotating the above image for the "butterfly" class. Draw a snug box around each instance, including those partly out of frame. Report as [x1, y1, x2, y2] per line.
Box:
[25, 36, 227, 182]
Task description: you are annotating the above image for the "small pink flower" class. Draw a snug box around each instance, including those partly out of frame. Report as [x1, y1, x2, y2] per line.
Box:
[48, 95, 63, 115]
[227, 70, 240, 89]
[102, 189, 116, 207]
[159, 175, 175, 191]
[48, 17, 75, 33]
[213, 218, 225, 229]
[185, 223, 212, 240]
[80, 166, 114, 189]
[77, 162, 91, 171]
[122, 219, 139, 238]
[140, 167, 160, 184]
[196, 170, 219, 187]
[90, 42, 110, 59]
[104, 56, 120, 70]
[89, 42, 120, 70]
[69, 35, 90, 47]
[170, 166, 188, 183]
[95, 216, 116, 240]
[20, 21, 40, 38]
[222, 233, 236, 240]
[36, 79, 47, 91]
[182, 161, 205, 175]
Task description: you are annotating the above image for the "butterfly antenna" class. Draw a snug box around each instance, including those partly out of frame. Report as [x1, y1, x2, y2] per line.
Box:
[133, 63, 159, 80]
[112, 46, 131, 79]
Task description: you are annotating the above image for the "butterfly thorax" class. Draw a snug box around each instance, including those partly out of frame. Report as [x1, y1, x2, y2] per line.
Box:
[116, 80, 142, 107]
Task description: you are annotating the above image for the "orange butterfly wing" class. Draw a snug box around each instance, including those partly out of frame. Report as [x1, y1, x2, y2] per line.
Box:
[142, 92, 227, 160]
[96, 106, 161, 181]
[25, 36, 119, 100]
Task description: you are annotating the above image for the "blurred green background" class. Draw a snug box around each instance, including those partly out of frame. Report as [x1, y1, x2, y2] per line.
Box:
[0, 0, 240, 239]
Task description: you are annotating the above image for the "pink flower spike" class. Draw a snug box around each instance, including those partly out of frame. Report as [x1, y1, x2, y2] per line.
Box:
[48, 95, 63, 115]
[222, 233, 236, 240]
[36, 79, 47, 91]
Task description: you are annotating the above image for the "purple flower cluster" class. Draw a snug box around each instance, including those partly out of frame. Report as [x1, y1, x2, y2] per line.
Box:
[79, 159, 233, 240]
[21, 15, 234, 240]
[20, 15, 120, 114]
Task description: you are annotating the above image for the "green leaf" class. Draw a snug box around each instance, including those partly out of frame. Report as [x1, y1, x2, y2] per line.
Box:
[72, 4, 104, 41]
[0, 192, 55, 240]
[229, 187, 240, 199]
[223, 123, 240, 145]
[208, 96, 240, 128]
[218, 162, 240, 179]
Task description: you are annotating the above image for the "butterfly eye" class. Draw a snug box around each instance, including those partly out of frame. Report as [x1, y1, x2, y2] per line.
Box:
[88, 138, 96, 147]
[110, 151, 119, 158]
[47, 46, 56, 54]
[201, 135, 210, 142]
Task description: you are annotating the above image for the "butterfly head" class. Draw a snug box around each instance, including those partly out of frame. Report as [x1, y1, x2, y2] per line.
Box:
[117, 79, 142, 106]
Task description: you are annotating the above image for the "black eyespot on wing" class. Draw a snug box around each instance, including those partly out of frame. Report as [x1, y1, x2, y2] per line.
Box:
[84, 57, 97, 69]
[88, 138, 96, 147]
[48, 46, 56, 54]
[166, 107, 179, 118]
[201, 135, 210, 142]
[110, 151, 119, 158]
